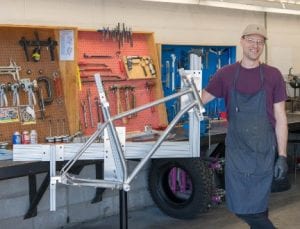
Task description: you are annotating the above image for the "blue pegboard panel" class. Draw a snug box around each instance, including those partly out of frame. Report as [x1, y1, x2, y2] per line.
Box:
[161, 44, 236, 134]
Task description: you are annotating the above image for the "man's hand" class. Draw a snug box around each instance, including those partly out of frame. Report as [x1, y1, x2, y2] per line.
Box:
[274, 156, 288, 180]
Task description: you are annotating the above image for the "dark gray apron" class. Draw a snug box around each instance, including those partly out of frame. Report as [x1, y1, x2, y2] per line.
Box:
[225, 64, 276, 214]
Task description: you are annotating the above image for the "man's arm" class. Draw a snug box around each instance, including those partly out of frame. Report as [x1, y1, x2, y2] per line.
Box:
[201, 89, 216, 105]
[274, 101, 288, 157]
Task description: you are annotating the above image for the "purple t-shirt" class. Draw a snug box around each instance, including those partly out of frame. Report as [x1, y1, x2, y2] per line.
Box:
[205, 62, 287, 127]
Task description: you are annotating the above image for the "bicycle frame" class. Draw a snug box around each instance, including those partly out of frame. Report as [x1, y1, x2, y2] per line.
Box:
[48, 69, 205, 210]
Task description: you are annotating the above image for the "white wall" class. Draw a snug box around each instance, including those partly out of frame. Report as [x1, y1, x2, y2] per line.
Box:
[0, 0, 300, 75]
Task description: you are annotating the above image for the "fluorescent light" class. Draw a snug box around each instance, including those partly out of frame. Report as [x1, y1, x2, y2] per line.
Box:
[142, 0, 300, 15]
[197, 0, 300, 15]
[142, 0, 198, 4]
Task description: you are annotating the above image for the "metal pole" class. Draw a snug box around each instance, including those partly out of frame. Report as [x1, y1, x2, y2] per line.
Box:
[119, 189, 128, 229]
[50, 145, 56, 211]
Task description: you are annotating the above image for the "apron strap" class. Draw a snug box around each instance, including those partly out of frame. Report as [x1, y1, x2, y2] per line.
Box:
[233, 63, 264, 112]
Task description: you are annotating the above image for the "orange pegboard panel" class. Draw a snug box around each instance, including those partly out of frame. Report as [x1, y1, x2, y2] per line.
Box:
[0, 26, 69, 145]
[78, 31, 163, 135]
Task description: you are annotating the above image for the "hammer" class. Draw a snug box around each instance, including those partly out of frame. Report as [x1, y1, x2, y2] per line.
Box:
[110, 85, 127, 124]
[145, 81, 156, 113]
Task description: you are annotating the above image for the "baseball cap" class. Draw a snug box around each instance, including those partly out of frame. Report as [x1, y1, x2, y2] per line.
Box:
[242, 24, 267, 39]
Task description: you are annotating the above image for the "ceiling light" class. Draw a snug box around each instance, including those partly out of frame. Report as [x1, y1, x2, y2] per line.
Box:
[142, 0, 300, 15]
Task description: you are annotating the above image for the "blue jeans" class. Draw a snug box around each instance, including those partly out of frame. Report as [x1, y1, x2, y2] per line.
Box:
[236, 210, 276, 229]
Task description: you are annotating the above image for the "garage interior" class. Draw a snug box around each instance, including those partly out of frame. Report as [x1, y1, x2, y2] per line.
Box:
[1, 0, 300, 228]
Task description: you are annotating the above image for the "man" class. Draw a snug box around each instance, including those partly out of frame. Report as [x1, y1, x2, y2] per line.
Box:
[201, 24, 288, 228]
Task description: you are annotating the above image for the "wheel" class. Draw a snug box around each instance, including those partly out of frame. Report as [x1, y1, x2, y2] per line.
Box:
[148, 158, 212, 219]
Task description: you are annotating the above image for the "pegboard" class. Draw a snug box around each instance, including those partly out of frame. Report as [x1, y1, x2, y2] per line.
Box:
[161, 44, 236, 133]
[0, 26, 69, 146]
[77, 31, 166, 135]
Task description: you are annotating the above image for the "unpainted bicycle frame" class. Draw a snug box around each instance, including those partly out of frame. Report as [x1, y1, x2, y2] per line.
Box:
[49, 69, 205, 210]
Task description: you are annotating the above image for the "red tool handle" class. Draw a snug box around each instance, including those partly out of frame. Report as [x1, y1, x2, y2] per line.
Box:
[53, 75, 63, 98]
[118, 59, 125, 75]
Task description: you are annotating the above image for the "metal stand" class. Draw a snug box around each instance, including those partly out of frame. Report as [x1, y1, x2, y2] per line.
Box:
[119, 189, 128, 229]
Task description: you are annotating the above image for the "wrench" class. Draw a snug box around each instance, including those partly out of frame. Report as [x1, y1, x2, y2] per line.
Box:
[117, 87, 127, 124]
[95, 97, 103, 123]
[87, 89, 94, 128]
[145, 81, 156, 113]
[81, 100, 88, 128]
[130, 86, 137, 117]
[165, 60, 170, 88]
[171, 54, 176, 91]
[124, 86, 132, 118]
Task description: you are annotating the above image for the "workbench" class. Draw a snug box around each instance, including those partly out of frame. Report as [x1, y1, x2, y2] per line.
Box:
[0, 159, 104, 219]
[1, 113, 300, 219]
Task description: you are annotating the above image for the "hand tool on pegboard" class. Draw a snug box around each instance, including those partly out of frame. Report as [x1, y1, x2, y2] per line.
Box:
[47, 37, 58, 61]
[79, 67, 112, 73]
[81, 75, 124, 83]
[19, 105, 36, 123]
[110, 85, 127, 124]
[76, 65, 82, 91]
[8, 83, 20, 106]
[83, 53, 113, 59]
[141, 62, 147, 77]
[37, 76, 54, 105]
[53, 71, 63, 104]
[35, 76, 54, 119]
[145, 81, 156, 113]
[78, 61, 108, 68]
[36, 86, 46, 120]
[170, 54, 176, 91]
[129, 27, 133, 47]
[116, 51, 126, 77]
[124, 86, 134, 118]
[81, 100, 88, 129]
[165, 60, 170, 88]
[19, 37, 30, 61]
[45, 120, 55, 143]
[144, 57, 156, 77]
[204, 49, 209, 69]
[188, 48, 204, 70]
[0, 60, 21, 81]
[209, 48, 229, 119]
[0, 84, 8, 107]
[19, 79, 37, 106]
[124, 86, 131, 117]
[86, 88, 94, 128]
[95, 97, 103, 123]
[31, 34, 41, 62]
[209, 48, 228, 70]
[130, 86, 137, 117]
[125, 56, 143, 71]
[97, 22, 133, 49]
[19, 31, 58, 61]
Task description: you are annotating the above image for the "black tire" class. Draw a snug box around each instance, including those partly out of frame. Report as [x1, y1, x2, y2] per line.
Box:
[148, 158, 212, 219]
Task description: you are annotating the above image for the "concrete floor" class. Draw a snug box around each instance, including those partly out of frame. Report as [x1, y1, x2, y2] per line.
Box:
[63, 174, 300, 229]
